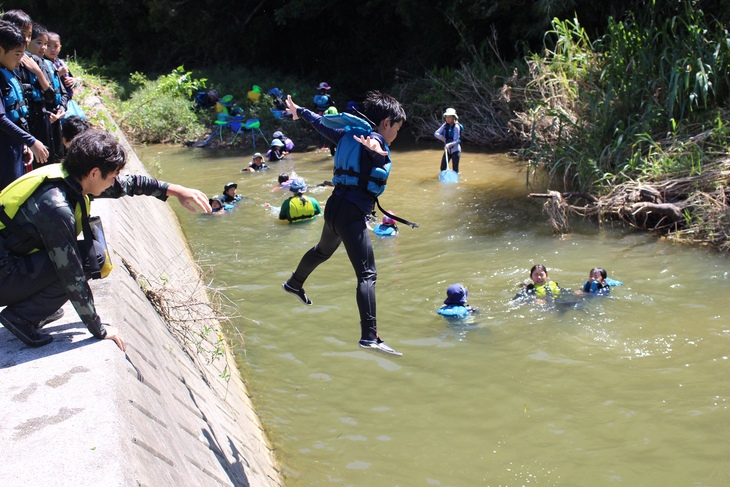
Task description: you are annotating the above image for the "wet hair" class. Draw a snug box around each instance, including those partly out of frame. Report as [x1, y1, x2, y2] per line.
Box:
[362, 91, 406, 129]
[1, 9, 32, 33]
[530, 264, 548, 277]
[63, 130, 127, 180]
[61, 116, 90, 144]
[278, 173, 289, 184]
[31, 22, 47, 40]
[0, 20, 25, 51]
[590, 267, 607, 279]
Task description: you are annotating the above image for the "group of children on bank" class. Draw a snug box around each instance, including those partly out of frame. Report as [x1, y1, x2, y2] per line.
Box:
[0, 9, 81, 191]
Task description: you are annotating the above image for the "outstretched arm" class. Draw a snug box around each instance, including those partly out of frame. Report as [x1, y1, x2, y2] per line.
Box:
[354, 135, 388, 156]
[166, 184, 212, 213]
[285, 95, 300, 120]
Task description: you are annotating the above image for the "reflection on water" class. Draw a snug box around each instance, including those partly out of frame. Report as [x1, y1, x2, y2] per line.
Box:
[138, 143, 730, 486]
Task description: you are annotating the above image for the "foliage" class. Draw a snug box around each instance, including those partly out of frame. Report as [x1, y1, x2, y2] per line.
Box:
[116, 66, 208, 144]
[515, 1, 730, 191]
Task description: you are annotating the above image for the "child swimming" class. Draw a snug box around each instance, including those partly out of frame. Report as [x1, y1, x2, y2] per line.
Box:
[513, 264, 566, 301]
[582, 267, 622, 294]
[437, 284, 477, 319]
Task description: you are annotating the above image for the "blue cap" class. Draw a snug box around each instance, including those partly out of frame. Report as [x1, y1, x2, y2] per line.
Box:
[268, 87, 282, 97]
[444, 284, 468, 305]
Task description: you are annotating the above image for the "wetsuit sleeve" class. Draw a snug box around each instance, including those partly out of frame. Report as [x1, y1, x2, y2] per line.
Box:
[26, 187, 106, 338]
[0, 104, 37, 145]
[296, 107, 345, 145]
[95, 174, 170, 200]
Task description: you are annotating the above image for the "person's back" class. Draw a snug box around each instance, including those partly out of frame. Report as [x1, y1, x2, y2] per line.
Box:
[278, 179, 321, 223]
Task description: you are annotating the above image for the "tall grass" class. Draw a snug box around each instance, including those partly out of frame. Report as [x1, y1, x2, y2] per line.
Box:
[516, 1, 730, 191]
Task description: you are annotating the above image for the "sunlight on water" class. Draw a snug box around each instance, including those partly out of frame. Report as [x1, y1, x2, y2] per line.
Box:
[138, 142, 730, 486]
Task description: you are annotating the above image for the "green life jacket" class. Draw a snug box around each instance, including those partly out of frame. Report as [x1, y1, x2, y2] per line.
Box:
[0, 163, 89, 254]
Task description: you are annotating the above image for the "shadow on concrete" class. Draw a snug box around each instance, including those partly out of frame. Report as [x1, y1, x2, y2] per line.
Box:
[0, 322, 99, 369]
[182, 378, 252, 487]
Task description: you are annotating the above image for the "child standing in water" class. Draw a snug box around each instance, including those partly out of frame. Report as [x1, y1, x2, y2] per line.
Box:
[434, 108, 462, 173]
[281, 91, 406, 356]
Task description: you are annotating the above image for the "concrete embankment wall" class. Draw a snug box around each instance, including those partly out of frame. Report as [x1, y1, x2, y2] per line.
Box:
[0, 99, 283, 487]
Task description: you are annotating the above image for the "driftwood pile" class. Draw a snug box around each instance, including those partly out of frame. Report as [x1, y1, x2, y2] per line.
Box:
[530, 159, 730, 250]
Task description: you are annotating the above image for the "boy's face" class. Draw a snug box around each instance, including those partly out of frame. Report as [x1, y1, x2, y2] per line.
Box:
[81, 167, 120, 196]
[225, 187, 237, 197]
[253, 157, 263, 166]
[46, 37, 61, 60]
[378, 118, 403, 145]
[28, 34, 48, 57]
[0, 45, 26, 71]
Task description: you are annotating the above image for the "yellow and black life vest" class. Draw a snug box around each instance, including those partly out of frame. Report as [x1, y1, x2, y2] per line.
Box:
[0, 164, 89, 254]
[534, 281, 562, 298]
[287, 196, 316, 222]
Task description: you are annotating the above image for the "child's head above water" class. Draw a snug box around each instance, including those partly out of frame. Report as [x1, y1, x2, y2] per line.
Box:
[252, 153, 264, 165]
[588, 267, 607, 284]
[530, 264, 548, 286]
[224, 182, 238, 198]
[209, 197, 223, 211]
[444, 283, 468, 306]
[278, 173, 289, 184]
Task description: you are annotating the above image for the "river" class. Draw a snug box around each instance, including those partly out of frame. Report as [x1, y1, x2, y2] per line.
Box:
[137, 141, 729, 487]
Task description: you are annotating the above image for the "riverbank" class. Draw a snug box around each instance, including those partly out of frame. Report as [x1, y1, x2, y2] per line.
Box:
[0, 98, 283, 486]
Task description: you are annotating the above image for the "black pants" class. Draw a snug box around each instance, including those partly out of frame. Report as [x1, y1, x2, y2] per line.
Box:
[0, 250, 68, 325]
[288, 193, 378, 341]
[440, 150, 461, 173]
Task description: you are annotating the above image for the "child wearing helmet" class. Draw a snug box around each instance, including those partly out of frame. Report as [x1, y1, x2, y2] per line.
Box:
[437, 284, 477, 319]
[278, 178, 322, 223]
[266, 139, 287, 162]
[434, 108, 462, 173]
[222, 182, 242, 203]
[372, 213, 398, 236]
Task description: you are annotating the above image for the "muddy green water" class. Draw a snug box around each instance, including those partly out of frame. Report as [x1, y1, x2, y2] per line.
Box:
[138, 143, 729, 486]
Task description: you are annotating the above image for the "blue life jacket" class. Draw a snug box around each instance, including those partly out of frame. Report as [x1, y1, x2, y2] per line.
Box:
[43, 59, 63, 107]
[323, 112, 391, 197]
[0, 67, 29, 124]
[19, 54, 44, 103]
[373, 223, 397, 236]
[438, 304, 471, 318]
[313, 94, 330, 112]
[443, 123, 464, 144]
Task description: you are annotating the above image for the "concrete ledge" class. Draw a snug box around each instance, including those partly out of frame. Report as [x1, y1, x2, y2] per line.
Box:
[0, 99, 283, 487]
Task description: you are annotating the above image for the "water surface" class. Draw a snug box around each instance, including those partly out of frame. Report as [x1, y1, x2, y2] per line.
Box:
[138, 143, 730, 486]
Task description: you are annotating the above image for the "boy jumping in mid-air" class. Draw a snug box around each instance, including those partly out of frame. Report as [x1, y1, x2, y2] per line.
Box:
[282, 91, 406, 356]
